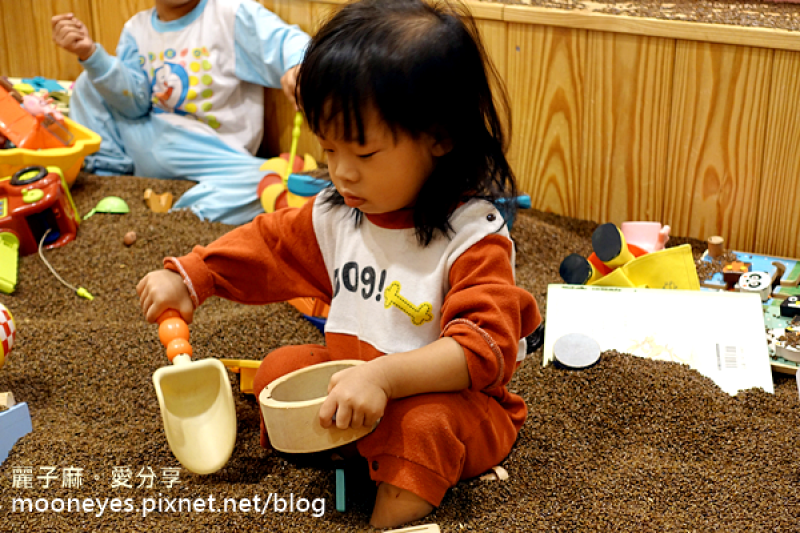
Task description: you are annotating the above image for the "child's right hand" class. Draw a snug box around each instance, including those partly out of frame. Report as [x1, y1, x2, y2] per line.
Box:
[51, 13, 96, 61]
[136, 270, 195, 324]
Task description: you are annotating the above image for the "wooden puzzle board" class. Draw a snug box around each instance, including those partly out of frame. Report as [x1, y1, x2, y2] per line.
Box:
[699, 251, 800, 373]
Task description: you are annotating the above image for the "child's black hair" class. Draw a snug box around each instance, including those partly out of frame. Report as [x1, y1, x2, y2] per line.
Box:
[297, 0, 517, 246]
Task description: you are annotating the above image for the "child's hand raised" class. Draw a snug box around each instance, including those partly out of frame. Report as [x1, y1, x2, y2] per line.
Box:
[280, 65, 301, 110]
[51, 13, 96, 61]
[319, 361, 390, 430]
[136, 269, 195, 325]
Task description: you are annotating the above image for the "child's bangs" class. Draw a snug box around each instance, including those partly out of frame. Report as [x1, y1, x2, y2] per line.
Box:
[300, 53, 373, 145]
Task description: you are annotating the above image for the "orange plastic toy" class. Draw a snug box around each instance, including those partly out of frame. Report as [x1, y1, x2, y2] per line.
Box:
[0, 79, 70, 150]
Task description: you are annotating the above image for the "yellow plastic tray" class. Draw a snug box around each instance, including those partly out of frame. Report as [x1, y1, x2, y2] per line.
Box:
[0, 117, 101, 187]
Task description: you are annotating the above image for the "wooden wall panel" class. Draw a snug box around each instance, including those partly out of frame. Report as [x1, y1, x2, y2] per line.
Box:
[0, 2, 8, 76]
[3, 0, 92, 80]
[90, 0, 151, 59]
[4, 0, 798, 257]
[506, 24, 586, 218]
[579, 31, 674, 226]
[755, 49, 800, 258]
[663, 41, 773, 252]
[477, 19, 508, 84]
[261, 0, 324, 162]
[258, 0, 314, 34]
[310, 3, 339, 32]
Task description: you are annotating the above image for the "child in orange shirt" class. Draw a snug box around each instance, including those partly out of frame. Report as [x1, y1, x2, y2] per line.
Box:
[137, 0, 541, 527]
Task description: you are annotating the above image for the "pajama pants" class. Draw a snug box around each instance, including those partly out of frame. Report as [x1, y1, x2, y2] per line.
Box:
[252, 344, 524, 506]
[70, 73, 268, 225]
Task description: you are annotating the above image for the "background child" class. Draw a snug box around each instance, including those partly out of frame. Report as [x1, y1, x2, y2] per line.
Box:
[51, 0, 310, 225]
[137, 0, 541, 528]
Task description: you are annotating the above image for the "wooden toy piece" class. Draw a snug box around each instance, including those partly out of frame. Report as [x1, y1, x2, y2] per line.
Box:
[151, 310, 236, 475]
[722, 260, 751, 289]
[780, 260, 800, 288]
[771, 261, 787, 293]
[0, 391, 15, 408]
[143, 188, 173, 213]
[479, 465, 510, 482]
[781, 296, 800, 318]
[770, 327, 800, 363]
[259, 360, 378, 453]
[708, 236, 725, 259]
[737, 271, 772, 302]
[384, 525, 441, 533]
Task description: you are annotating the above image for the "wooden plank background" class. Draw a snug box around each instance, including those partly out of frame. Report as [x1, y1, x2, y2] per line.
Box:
[2, 0, 799, 257]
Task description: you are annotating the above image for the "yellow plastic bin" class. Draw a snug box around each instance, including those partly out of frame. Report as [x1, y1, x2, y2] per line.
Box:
[0, 117, 101, 187]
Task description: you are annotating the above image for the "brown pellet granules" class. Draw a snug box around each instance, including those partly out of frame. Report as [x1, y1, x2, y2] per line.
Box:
[1, 173, 798, 532]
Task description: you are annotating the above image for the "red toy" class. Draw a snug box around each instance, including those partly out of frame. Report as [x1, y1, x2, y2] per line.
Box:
[0, 165, 80, 257]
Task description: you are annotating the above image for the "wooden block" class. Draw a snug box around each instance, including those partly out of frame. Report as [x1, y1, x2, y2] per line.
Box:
[385, 525, 441, 533]
[708, 236, 725, 259]
[0, 391, 15, 408]
[722, 261, 751, 288]
[143, 189, 173, 213]
[781, 296, 800, 318]
[480, 465, 510, 481]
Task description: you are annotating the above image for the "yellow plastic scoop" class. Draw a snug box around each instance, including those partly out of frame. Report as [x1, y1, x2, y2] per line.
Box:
[152, 311, 236, 475]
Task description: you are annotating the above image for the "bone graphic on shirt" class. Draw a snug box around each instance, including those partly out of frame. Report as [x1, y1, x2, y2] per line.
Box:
[383, 281, 434, 326]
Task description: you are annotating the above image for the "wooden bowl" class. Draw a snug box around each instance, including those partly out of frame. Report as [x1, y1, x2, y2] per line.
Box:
[259, 359, 377, 453]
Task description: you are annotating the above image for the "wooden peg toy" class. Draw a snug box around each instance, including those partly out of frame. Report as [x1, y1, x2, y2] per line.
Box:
[144, 188, 173, 213]
[707, 236, 725, 259]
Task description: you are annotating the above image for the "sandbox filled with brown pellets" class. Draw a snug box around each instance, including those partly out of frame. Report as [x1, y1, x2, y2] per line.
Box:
[1, 173, 799, 532]
[478, 0, 800, 31]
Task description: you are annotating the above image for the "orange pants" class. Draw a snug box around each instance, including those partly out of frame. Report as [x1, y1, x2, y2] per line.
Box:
[252, 344, 522, 506]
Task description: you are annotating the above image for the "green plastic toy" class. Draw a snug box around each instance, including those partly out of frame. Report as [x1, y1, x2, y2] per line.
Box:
[84, 196, 129, 219]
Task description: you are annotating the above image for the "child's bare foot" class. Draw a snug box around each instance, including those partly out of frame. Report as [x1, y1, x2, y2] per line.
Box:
[369, 482, 434, 529]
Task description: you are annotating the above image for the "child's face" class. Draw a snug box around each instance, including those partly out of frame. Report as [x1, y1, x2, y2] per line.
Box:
[318, 109, 447, 214]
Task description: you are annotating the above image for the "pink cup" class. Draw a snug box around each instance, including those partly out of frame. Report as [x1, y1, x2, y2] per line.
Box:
[621, 222, 670, 253]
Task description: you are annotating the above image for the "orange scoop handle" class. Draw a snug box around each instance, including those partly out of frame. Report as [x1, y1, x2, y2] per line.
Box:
[156, 310, 192, 362]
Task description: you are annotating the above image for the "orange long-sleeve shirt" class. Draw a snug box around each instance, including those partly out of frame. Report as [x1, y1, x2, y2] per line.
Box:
[165, 195, 541, 422]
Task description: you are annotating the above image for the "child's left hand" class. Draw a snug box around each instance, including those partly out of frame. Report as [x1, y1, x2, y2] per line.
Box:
[281, 65, 301, 110]
[319, 361, 390, 430]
